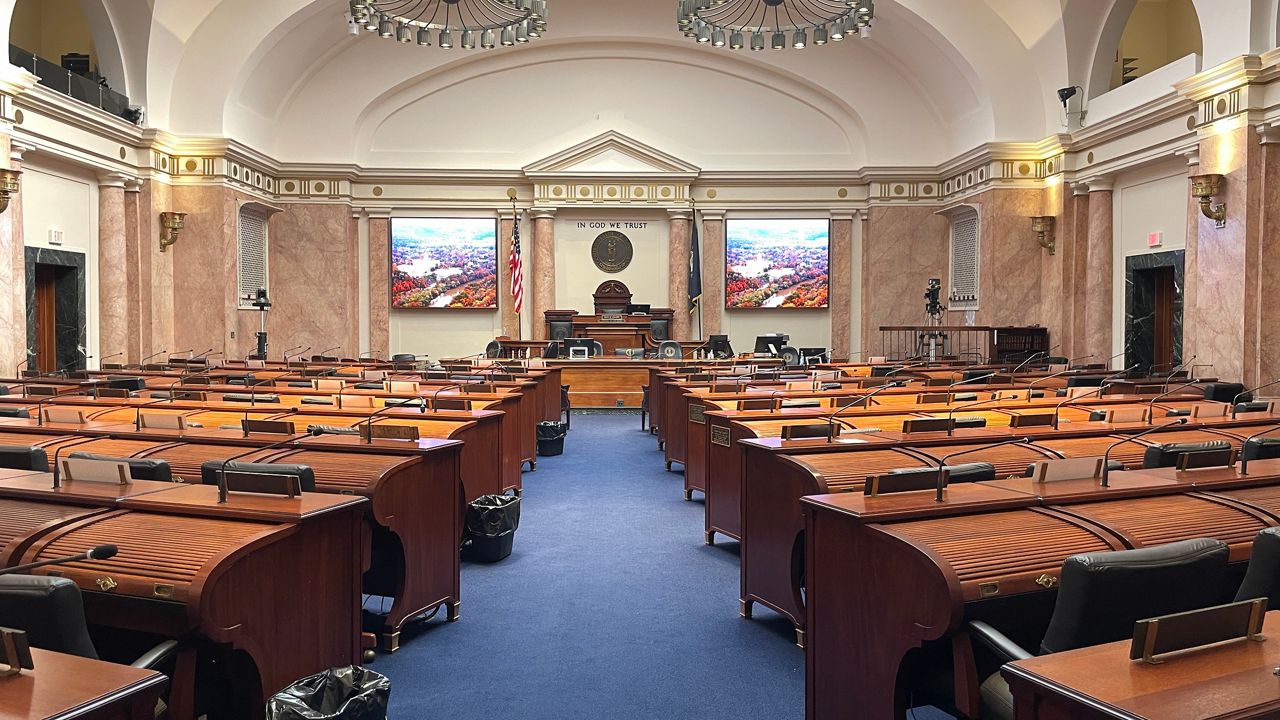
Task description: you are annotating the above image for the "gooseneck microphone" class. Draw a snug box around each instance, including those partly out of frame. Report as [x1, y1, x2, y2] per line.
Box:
[137, 349, 168, 368]
[1147, 379, 1202, 423]
[1160, 355, 1197, 393]
[51, 435, 111, 489]
[946, 394, 1007, 436]
[950, 371, 1000, 390]
[429, 384, 464, 412]
[824, 381, 907, 441]
[885, 362, 927, 377]
[1240, 423, 1280, 475]
[359, 397, 428, 444]
[1101, 418, 1189, 486]
[1026, 367, 1075, 403]
[934, 437, 1034, 501]
[1232, 378, 1280, 419]
[216, 432, 309, 503]
[0, 544, 118, 576]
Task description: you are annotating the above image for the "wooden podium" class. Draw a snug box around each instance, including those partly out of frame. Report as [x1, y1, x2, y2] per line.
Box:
[545, 281, 676, 353]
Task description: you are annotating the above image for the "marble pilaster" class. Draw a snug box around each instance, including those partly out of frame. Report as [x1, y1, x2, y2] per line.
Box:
[368, 213, 390, 356]
[830, 214, 854, 359]
[1, 138, 25, 374]
[699, 211, 724, 336]
[1069, 184, 1091, 361]
[1083, 178, 1113, 360]
[122, 178, 142, 364]
[530, 209, 556, 341]
[668, 210, 692, 340]
[498, 211, 520, 338]
[97, 172, 129, 363]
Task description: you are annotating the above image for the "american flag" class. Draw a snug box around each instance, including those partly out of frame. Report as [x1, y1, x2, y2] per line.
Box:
[509, 213, 523, 314]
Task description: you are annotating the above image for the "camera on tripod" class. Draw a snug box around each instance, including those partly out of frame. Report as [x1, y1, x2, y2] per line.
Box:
[924, 278, 946, 322]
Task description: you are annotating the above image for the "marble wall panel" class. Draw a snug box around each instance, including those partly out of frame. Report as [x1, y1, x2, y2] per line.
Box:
[170, 185, 238, 356]
[266, 203, 359, 358]
[97, 183, 127, 360]
[830, 217, 853, 358]
[1257, 142, 1280, 384]
[861, 206, 950, 352]
[0, 139, 25, 374]
[368, 216, 390, 355]
[122, 184, 142, 364]
[1084, 189, 1114, 358]
[668, 214, 691, 340]
[700, 216, 724, 336]
[973, 187, 1046, 329]
[1070, 189, 1091, 360]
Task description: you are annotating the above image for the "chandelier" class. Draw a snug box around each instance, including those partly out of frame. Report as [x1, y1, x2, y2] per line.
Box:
[677, 0, 873, 50]
[348, 0, 548, 48]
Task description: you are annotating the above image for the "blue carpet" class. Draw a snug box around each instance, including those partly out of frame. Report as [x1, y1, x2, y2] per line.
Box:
[372, 413, 951, 719]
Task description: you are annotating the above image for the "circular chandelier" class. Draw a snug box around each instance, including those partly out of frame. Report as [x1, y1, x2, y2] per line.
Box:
[677, 0, 874, 50]
[348, 0, 548, 49]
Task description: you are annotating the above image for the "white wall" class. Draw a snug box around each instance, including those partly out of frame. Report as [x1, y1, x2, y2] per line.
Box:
[22, 158, 99, 361]
[553, 209, 669, 314]
[1110, 156, 1189, 358]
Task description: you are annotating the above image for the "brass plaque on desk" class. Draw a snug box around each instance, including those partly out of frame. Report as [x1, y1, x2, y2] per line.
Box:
[689, 404, 706, 424]
[600, 314, 625, 323]
[711, 426, 731, 447]
[591, 231, 633, 273]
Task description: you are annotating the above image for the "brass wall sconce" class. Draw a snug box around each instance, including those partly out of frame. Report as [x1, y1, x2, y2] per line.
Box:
[1030, 215, 1056, 255]
[1189, 173, 1227, 228]
[0, 168, 22, 214]
[159, 211, 187, 252]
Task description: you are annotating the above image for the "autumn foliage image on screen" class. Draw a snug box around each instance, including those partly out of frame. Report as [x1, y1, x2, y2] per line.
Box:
[724, 218, 830, 309]
[391, 218, 498, 309]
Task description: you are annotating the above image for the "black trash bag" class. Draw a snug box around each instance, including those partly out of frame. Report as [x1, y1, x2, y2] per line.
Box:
[266, 666, 390, 720]
[537, 421, 567, 456]
[464, 494, 521, 563]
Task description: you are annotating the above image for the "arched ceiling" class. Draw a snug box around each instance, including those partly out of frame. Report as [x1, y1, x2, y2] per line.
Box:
[24, 0, 1279, 170]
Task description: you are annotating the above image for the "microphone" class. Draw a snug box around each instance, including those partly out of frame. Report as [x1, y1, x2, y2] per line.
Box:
[358, 397, 427, 444]
[429, 384, 464, 412]
[33, 390, 85, 427]
[317, 346, 342, 360]
[1239, 423, 1280, 475]
[1010, 350, 1050, 375]
[54, 355, 91, 377]
[886, 362, 927, 377]
[13, 357, 28, 379]
[358, 350, 382, 360]
[1147, 379, 1202, 423]
[98, 352, 124, 368]
[51, 434, 110, 489]
[824, 381, 907, 441]
[1190, 363, 1214, 382]
[281, 345, 304, 362]
[1052, 379, 1121, 429]
[169, 349, 194, 364]
[933, 437, 1034, 501]
[1101, 418, 1189, 486]
[216, 432, 309, 503]
[0, 544, 118, 576]
[1066, 353, 1096, 369]
[137, 349, 168, 368]
[1161, 355, 1197, 393]
[1025, 367, 1074, 403]
[946, 394, 1006, 436]
[1232, 378, 1280, 419]
[949, 371, 1000, 390]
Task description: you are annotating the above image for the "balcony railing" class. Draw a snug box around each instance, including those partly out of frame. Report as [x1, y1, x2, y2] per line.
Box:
[9, 45, 134, 122]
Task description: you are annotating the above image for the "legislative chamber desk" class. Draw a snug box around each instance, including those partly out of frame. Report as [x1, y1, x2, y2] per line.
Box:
[801, 460, 1280, 720]
[0, 469, 367, 720]
[0, 647, 168, 720]
[1000, 610, 1280, 720]
[0, 420, 466, 654]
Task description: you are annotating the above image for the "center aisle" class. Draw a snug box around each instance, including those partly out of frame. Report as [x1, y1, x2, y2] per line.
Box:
[375, 412, 804, 719]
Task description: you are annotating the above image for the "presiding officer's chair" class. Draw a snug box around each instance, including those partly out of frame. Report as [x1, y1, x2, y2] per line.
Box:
[967, 538, 1229, 720]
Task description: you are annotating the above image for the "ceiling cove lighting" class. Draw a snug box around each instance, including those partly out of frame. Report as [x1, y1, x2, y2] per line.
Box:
[349, 0, 547, 49]
[678, 0, 873, 49]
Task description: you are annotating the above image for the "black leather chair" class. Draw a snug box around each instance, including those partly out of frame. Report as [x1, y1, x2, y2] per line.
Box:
[199, 461, 316, 492]
[106, 376, 148, 392]
[485, 341, 502, 358]
[886, 462, 996, 484]
[969, 538, 1230, 719]
[1243, 437, 1280, 462]
[67, 453, 173, 482]
[649, 318, 670, 342]
[0, 574, 178, 670]
[1141, 440, 1232, 469]
[1235, 527, 1280, 609]
[615, 348, 644, 358]
[0, 407, 30, 418]
[0, 445, 48, 472]
[544, 342, 560, 359]
[1236, 401, 1272, 414]
[1065, 375, 1106, 388]
[1203, 382, 1246, 403]
[549, 321, 573, 342]
[657, 341, 681, 359]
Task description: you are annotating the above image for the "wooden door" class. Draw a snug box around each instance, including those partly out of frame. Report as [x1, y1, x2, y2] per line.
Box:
[1152, 266, 1175, 371]
[33, 264, 57, 373]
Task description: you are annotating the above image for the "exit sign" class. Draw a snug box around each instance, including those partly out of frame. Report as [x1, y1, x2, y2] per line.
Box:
[1147, 231, 1163, 248]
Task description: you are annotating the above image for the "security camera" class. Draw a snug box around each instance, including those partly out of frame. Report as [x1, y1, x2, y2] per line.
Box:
[1057, 86, 1079, 106]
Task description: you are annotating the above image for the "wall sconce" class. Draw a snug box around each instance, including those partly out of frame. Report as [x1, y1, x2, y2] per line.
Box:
[1189, 173, 1227, 228]
[1030, 215, 1056, 255]
[159, 211, 186, 252]
[0, 168, 22, 214]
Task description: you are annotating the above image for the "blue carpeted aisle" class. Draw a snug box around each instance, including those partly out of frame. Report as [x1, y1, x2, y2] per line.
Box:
[372, 413, 948, 719]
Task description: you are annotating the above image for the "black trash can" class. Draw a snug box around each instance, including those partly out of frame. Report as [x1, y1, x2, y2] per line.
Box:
[464, 493, 521, 563]
[266, 666, 390, 720]
[537, 421, 567, 456]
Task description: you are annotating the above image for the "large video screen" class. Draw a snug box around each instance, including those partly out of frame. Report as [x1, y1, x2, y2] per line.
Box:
[391, 218, 498, 309]
[725, 218, 830, 309]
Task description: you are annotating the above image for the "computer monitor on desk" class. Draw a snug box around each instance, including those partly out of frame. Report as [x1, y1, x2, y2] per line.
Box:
[563, 337, 594, 359]
[754, 334, 789, 357]
[626, 304, 651, 315]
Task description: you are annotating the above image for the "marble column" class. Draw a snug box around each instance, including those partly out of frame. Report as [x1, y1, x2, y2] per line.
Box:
[668, 209, 692, 340]
[122, 178, 143, 364]
[367, 212, 390, 356]
[830, 213, 854, 359]
[97, 172, 129, 363]
[1083, 177, 1113, 360]
[1069, 183, 1091, 361]
[498, 209, 520, 339]
[699, 211, 725, 336]
[530, 208, 556, 341]
[0, 138, 24, 374]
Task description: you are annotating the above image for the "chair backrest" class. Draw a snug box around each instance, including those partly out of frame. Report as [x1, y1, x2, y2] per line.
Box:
[549, 321, 573, 341]
[649, 319, 670, 341]
[0, 445, 48, 472]
[0, 575, 98, 658]
[615, 348, 644, 358]
[1243, 437, 1280, 462]
[1038, 538, 1229, 655]
[199, 461, 316, 492]
[1202, 382, 1245, 403]
[485, 341, 502, 358]
[391, 353, 417, 362]
[1141, 440, 1232, 469]
[0, 407, 30, 418]
[1235, 527, 1280, 608]
[657, 341, 681, 359]
[105, 376, 147, 391]
[67, 452, 172, 482]
[590, 341, 604, 357]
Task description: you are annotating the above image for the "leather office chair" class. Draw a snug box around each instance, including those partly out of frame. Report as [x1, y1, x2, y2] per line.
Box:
[106, 375, 148, 391]
[0, 407, 30, 418]
[1141, 440, 1232, 469]
[1202, 382, 1245, 403]
[485, 341, 502, 358]
[1235, 527, 1280, 609]
[544, 342, 560, 359]
[657, 341, 681, 359]
[968, 538, 1229, 720]
[549, 321, 573, 342]
[615, 347, 644, 358]
[1065, 375, 1106, 387]
[886, 462, 996, 484]
[199, 461, 316, 492]
[67, 453, 173, 482]
[590, 341, 604, 357]
[0, 445, 48, 472]
[649, 319, 670, 342]
[1236, 401, 1273, 414]
[778, 346, 802, 367]
[1243, 437, 1280, 462]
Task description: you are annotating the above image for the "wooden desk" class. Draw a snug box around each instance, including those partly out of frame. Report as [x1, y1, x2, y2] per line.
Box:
[1002, 611, 1280, 720]
[0, 648, 167, 720]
